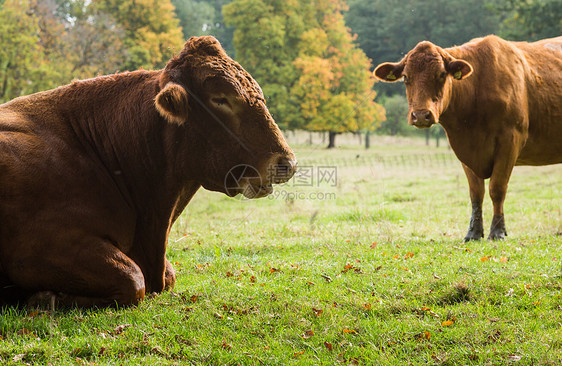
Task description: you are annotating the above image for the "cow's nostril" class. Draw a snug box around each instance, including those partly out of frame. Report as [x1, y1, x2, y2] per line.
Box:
[274, 157, 297, 181]
[411, 112, 418, 123]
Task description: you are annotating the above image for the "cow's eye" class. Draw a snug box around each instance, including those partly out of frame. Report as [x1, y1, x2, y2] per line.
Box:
[212, 97, 229, 105]
[439, 72, 447, 80]
[403, 75, 409, 84]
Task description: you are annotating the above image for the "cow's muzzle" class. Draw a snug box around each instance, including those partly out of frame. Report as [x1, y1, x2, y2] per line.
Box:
[409, 110, 436, 128]
[269, 156, 297, 184]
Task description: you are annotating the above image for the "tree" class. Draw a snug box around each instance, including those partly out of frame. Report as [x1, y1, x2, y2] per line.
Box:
[495, 0, 562, 41]
[171, 0, 214, 39]
[377, 94, 409, 136]
[292, 0, 384, 148]
[92, 0, 184, 70]
[345, 0, 501, 96]
[224, 0, 309, 129]
[0, 0, 44, 102]
[224, 0, 384, 147]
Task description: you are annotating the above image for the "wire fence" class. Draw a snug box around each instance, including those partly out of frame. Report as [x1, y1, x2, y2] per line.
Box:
[298, 152, 459, 170]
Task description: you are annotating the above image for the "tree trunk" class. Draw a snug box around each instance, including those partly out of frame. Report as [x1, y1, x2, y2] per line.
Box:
[365, 130, 371, 149]
[425, 130, 430, 146]
[327, 131, 337, 149]
[435, 133, 440, 147]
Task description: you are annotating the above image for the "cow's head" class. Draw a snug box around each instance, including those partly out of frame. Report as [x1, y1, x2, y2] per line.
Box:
[155, 36, 296, 198]
[374, 41, 472, 128]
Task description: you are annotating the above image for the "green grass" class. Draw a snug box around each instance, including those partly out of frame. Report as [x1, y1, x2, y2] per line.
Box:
[2, 136, 561, 365]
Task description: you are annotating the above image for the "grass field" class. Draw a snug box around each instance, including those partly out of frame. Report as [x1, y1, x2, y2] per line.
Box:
[1, 135, 561, 365]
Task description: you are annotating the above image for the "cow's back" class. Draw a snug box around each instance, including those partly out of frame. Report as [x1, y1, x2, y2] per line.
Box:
[515, 36, 562, 165]
[447, 36, 562, 166]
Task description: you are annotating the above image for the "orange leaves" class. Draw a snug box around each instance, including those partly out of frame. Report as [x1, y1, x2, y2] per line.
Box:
[416, 331, 431, 340]
[342, 328, 357, 334]
[302, 330, 315, 339]
[478, 253, 510, 263]
[312, 308, 324, 317]
[342, 263, 363, 274]
[441, 320, 454, 327]
[324, 341, 334, 351]
[294, 350, 305, 357]
[113, 324, 132, 335]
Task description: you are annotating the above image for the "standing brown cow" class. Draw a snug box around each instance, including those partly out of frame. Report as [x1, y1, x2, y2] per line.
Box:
[0, 36, 296, 307]
[374, 35, 562, 241]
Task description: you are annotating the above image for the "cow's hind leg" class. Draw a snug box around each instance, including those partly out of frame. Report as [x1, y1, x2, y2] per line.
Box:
[13, 239, 145, 308]
[462, 164, 485, 241]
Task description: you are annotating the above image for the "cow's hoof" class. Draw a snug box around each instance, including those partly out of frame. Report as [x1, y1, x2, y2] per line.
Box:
[488, 215, 507, 241]
[27, 291, 57, 310]
[464, 230, 484, 242]
[464, 219, 484, 242]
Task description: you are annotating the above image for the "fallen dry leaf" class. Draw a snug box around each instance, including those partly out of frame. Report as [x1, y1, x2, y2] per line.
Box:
[342, 264, 355, 273]
[480, 256, 490, 262]
[405, 252, 414, 259]
[321, 274, 333, 282]
[270, 267, 280, 273]
[370, 242, 378, 249]
[190, 295, 198, 303]
[294, 350, 305, 357]
[500, 257, 508, 263]
[221, 342, 232, 350]
[416, 331, 431, 340]
[302, 330, 314, 339]
[312, 308, 324, 317]
[441, 320, 454, 326]
[113, 324, 132, 335]
[363, 303, 372, 310]
[342, 328, 357, 334]
[226, 272, 234, 277]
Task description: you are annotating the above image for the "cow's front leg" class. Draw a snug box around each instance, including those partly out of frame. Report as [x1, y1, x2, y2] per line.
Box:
[488, 140, 519, 240]
[462, 164, 485, 241]
[164, 258, 176, 290]
[14, 239, 146, 308]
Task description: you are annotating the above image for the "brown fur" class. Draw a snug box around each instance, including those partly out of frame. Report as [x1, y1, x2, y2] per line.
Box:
[0, 36, 296, 307]
[375, 35, 562, 241]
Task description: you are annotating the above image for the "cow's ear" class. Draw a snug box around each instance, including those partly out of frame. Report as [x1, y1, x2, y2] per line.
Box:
[155, 82, 189, 125]
[373, 62, 405, 82]
[447, 59, 473, 80]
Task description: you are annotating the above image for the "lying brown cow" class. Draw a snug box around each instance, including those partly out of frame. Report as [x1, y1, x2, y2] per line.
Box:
[0, 36, 296, 307]
[374, 35, 562, 241]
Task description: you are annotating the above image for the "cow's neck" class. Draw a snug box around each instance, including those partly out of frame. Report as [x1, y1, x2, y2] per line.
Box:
[60, 71, 200, 229]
